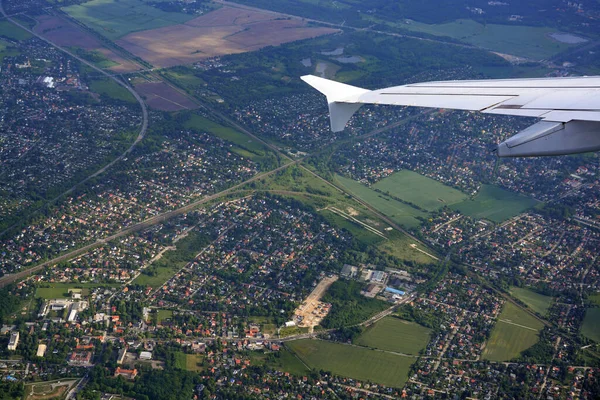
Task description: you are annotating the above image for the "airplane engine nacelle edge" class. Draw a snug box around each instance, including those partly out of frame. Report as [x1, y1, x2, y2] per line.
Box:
[496, 120, 600, 157]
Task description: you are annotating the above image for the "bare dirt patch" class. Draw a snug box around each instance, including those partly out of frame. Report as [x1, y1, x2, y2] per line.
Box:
[34, 15, 139, 72]
[134, 81, 198, 111]
[294, 275, 338, 332]
[116, 6, 339, 68]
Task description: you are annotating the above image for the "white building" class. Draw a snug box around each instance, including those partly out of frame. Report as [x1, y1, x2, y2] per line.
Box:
[7, 332, 19, 351]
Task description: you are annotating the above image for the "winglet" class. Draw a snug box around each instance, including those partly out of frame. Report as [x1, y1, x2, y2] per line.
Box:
[301, 75, 370, 132]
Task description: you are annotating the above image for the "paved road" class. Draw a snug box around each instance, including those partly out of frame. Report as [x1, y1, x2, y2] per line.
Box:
[0, 2, 148, 238]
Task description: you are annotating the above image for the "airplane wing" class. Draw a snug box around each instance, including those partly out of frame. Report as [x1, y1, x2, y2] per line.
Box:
[301, 74, 600, 157]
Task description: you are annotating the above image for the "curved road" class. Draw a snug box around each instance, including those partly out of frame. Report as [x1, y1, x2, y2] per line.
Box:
[0, 2, 148, 236]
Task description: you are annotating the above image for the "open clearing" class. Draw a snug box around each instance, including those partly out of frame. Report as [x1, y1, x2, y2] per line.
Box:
[451, 184, 538, 223]
[25, 379, 78, 400]
[355, 317, 431, 354]
[63, 0, 193, 40]
[483, 302, 544, 362]
[581, 308, 600, 343]
[0, 20, 32, 41]
[287, 339, 413, 387]
[335, 174, 428, 229]
[134, 81, 198, 111]
[174, 352, 203, 372]
[114, 6, 339, 67]
[389, 18, 574, 60]
[89, 78, 137, 103]
[510, 287, 553, 316]
[373, 170, 467, 211]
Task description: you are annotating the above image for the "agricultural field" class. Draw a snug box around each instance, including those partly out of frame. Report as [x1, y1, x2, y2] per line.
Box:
[174, 352, 203, 372]
[373, 170, 467, 211]
[335, 175, 428, 229]
[581, 308, 600, 343]
[88, 78, 137, 103]
[377, 18, 575, 60]
[250, 348, 310, 376]
[63, 0, 194, 40]
[134, 81, 198, 111]
[0, 20, 32, 41]
[510, 287, 553, 316]
[112, 6, 338, 68]
[287, 339, 414, 388]
[483, 302, 544, 362]
[355, 317, 431, 354]
[451, 185, 538, 223]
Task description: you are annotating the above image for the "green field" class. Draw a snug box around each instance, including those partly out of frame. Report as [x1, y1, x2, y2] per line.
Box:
[35, 283, 118, 299]
[133, 262, 182, 288]
[355, 317, 431, 354]
[483, 302, 544, 362]
[510, 287, 553, 316]
[373, 170, 467, 211]
[386, 18, 572, 60]
[378, 229, 439, 264]
[0, 20, 32, 41]
[451, 185, 538, 223]
[590, 294, 600, 306]
[89, 78, 136, 103]
[63, 0, 194, 40]
[156, 309, 173, 324]
[335, 175, 428, 229]
[250, 347, 310, 376]
[287, 339, 414, 387]
[174, 352, 203, 372]
[185, 114, 273, 163]
[581, 308, 600, 343]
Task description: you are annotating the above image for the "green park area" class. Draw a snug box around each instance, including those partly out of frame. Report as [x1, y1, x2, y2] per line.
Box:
[510, 287, 553, 316]
[287, 339, 413, 387]
[452, 185, 538, 223]
[335, 175, 428, 229]
[174, 352, 203, 372]
[581, 308, 600, 343]
[184, 114, 276, 166]
[35, 283, 119, 299]
[89, 78, 136, 103]
[63, 0, 193, 40]
[373, 170, 467, 211]
[483, 302, 544, 362]
[250, 347, 310, 376]
[355, 317, 431, 354]
[0, 20, 32, 41]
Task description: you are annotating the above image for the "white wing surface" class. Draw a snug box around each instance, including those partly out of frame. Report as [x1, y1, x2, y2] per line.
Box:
[302, 75, 600, 157]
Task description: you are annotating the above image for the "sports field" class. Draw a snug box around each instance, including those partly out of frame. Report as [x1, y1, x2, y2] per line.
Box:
[174, 352, 203, 372]
[510, 287, 553, 316]
[355, 317, 431, 354]
[335, 175, 428, 229]
[483, 302, 544, 362]
[581, 308, 600, 343]
[63, 0, 193, 40]
[451, 185, 538, 223]
[287, 339, 414, 387]
[373, 170, 467, 211]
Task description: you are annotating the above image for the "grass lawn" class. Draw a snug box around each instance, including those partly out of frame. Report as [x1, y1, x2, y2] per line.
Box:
[174, 352, 203, 371]
[483, 302, 544, 362]
[387, 18, 572, 60]
[156, 309, 173, 324]
[133, 262, 184, 288]
[89, 78, 136, 103]
[451, 184, 538, 223]
[0, 20, 32, 41]
[185, 114, 271, 162]
[63, 0, 194, 40]
[287, 339, 413, 387]
[251, 348, 310, 376]
[589, 294, 600, 306]
[320, 209, 385, 246]
[355, 317, 431, 354]
[581, 308, 600, 343]
[378, 229, 439, 264]
[510, 287, 553, 316]
[35, 283, 118, 299]
[335, 175, 428, 229]
[373, 170, 467, 212]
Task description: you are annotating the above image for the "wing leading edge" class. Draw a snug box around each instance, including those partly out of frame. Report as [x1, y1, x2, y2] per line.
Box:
[301, 74, 600, 157]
